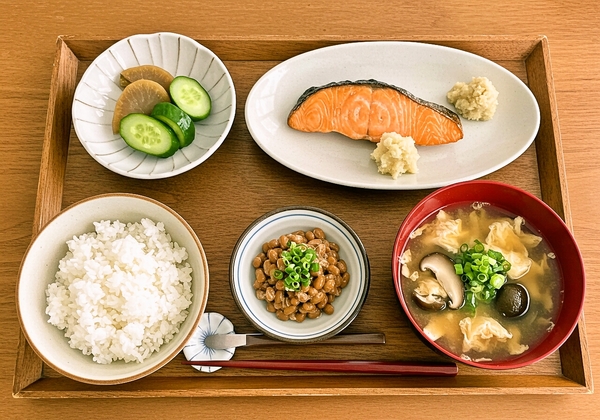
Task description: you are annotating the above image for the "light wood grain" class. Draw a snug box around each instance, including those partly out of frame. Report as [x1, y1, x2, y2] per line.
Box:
[12, 37, 79, 397]
[2, 0, 600, 418]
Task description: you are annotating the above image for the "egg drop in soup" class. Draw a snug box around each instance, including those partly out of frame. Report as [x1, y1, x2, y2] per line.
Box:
[400, 202, 563, 363]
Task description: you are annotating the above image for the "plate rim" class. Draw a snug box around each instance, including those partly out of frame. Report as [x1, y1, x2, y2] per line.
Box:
[245, 40, 541, 190]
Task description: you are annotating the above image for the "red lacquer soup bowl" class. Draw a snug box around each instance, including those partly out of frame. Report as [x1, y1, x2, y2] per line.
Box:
[392, 181, 585, 369]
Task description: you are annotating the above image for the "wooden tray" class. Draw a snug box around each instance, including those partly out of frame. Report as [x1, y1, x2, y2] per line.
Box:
[13, 35, 592, 398]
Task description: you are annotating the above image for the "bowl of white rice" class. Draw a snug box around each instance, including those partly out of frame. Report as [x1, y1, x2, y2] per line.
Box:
[17, 193, 209, 385]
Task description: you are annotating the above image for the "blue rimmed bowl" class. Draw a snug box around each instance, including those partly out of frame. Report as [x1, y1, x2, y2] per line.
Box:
[229, 206, 370, 343]
[72, 32, 236, 179]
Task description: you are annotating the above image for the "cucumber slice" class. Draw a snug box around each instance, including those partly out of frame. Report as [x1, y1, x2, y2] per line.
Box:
[170, 76, 212, 121]
[151, 102, 196, 148]
[119, 113, 180, 158]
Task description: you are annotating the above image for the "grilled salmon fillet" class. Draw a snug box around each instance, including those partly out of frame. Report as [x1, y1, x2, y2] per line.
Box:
[287, 79, 463, 146]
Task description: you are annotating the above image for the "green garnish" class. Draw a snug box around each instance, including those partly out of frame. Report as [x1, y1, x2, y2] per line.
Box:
[279, 242, 320, 292]
[453, 240, 512, 310]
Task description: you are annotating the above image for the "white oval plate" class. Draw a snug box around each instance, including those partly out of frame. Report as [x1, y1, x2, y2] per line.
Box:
[72, 32, 236, 179]
[245, 41, 540, 190]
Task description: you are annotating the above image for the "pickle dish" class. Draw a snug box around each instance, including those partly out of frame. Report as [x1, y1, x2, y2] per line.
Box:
[72, 32, 235, 179]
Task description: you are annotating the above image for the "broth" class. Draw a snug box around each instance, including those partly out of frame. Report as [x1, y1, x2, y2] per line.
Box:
[401, 203, 563, 362]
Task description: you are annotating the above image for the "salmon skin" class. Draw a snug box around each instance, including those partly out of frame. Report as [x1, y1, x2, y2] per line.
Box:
[287, 79, 463, 146]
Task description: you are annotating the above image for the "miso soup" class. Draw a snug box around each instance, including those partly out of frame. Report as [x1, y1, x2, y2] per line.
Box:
[400, 202, 563, 362]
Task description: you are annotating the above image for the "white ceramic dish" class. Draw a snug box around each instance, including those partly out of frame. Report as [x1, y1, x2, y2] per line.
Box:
[245, 41, 540, 190]
[72, 32, 236, 179]
[229, 207, 370, 343]
[17, 194, 210, 385]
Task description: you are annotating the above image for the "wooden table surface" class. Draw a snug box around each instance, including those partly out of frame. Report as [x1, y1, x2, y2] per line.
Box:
[2, 0, 598, 418]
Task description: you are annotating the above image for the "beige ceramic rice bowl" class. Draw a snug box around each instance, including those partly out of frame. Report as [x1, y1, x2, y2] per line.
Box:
[17, 193, 209, 385]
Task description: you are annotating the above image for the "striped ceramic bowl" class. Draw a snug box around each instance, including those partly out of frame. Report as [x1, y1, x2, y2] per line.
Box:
[72, 32, 236, 179]
[229, 206, 371, 343]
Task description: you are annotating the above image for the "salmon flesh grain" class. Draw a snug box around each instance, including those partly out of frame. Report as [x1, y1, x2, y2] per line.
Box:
[287, 79, 463, 146]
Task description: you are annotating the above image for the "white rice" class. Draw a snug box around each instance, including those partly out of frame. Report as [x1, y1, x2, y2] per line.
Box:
[45, 218, 193, 364]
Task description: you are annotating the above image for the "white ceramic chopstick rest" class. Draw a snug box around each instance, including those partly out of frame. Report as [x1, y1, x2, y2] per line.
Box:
[182, 312, 235, 373]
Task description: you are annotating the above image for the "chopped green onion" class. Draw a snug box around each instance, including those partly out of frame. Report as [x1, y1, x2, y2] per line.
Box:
[470, 283, 484, 293]
[469, 280, 481, 288]
[487, 249, 501, 260]
[465, 291, 477, 310]
[490, 273, 506, 289]
[454, 264, 464, 275]
[273, 240, 321, 292]
[453, 240, 512, 309]
[473, 241, 485, 253]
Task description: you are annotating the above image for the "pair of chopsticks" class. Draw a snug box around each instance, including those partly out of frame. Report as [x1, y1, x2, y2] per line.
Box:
[183, 359, 457, 376]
